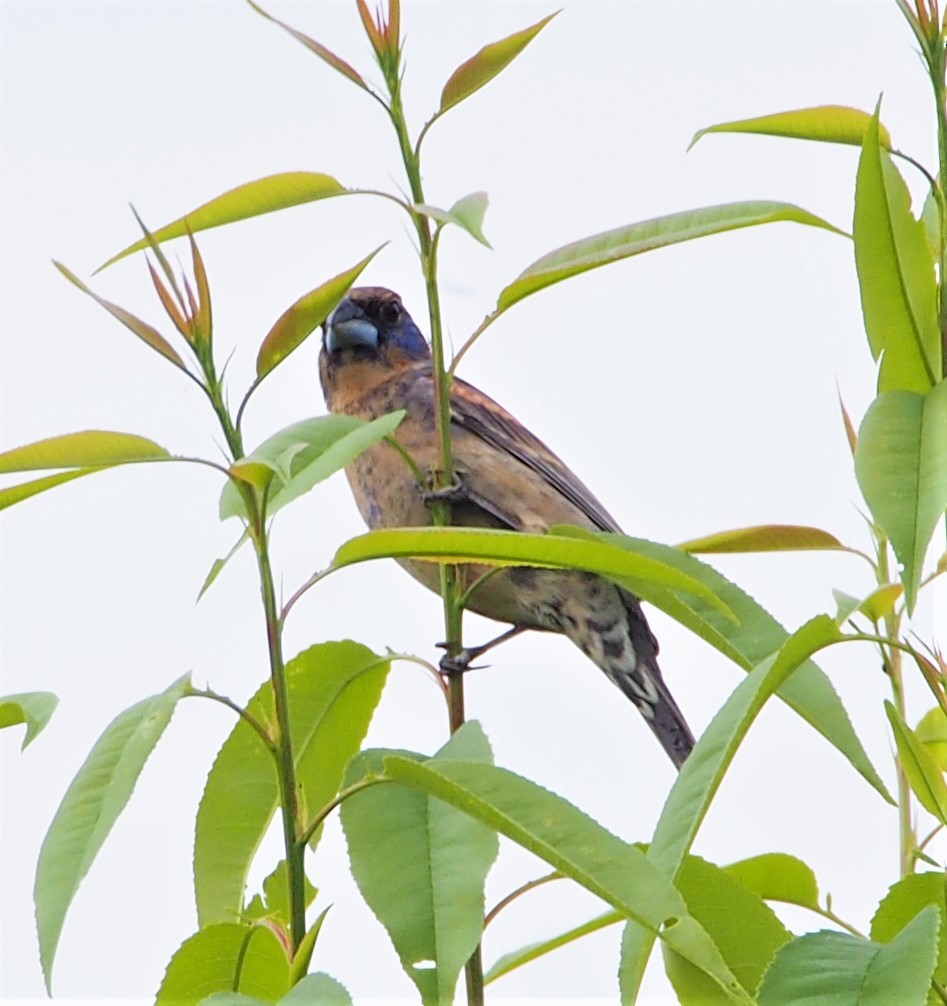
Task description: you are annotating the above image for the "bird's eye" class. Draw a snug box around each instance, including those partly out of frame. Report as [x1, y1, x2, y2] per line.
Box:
[381, 301, 401, 325]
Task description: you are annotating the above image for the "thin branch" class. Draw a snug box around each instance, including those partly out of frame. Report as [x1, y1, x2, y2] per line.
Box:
[298, 776, 389, 846]
[484, 872, 562, 928]
[186, 685, 275, 753]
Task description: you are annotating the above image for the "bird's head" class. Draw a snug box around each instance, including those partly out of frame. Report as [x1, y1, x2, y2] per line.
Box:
[320, 287, 430, 409]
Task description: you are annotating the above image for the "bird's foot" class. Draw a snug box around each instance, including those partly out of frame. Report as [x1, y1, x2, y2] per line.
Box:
[435, 625, 526, 676]
[422, 476, 467, 507]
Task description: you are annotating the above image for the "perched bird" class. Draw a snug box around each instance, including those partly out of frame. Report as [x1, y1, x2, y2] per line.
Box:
[320, 286, 694, 768]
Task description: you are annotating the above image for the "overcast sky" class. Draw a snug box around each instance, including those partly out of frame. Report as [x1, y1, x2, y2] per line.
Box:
[2, 1, 946, 1003]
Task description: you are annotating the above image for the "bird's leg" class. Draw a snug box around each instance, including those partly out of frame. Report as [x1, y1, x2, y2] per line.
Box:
[437, 625, 526, 675]
[421, 472, 467, 506]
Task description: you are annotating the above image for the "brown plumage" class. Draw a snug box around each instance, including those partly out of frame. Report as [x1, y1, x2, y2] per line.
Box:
[320, 286, 694, 768]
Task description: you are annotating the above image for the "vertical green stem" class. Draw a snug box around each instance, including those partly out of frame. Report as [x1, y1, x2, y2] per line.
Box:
[878, 542, 916, 877]
[925, 22, 947, 372]
[386, 67, 484, 1006]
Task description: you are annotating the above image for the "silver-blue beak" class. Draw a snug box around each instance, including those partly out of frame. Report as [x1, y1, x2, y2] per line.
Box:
[324, 298, 379, 353]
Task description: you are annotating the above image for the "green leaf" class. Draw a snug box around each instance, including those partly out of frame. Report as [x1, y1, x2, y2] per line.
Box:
[871, 873, 947, 1003]
[916, 708, 947, 773]
[244, 859, 317, 930]
[98, 172, 348, 270]
[34, 673, 190, 990]
[342, 723, 499, 1005]
[194, 643, 387, 926]
[54, 261, 188, 368]
[382, 756, 752, 1003]
[157, 923, 290, 1006]
[921, 184, 941, 262]
[0, 430, 170, 473]
[438, 13, 558, 114]
[332, 527, 736, 620]
[678, 524, 845, 554]
[255, 249, 383, 379]
[833, 584, 903, 626]
[663, 855, 791, 1005]
[619, 617, 845, 1003]
[220, 412, 404, 522]
[484, 910, 620, 985]
[247, 1, 368, 91]
[280, 974, 353, 1005]
[855, 383, 947, 610]
[415, 192, 491, 247]
[854, 107, 940, 392]
[553, 528, 890, 803]
[723, 853, 820, 911]
[497, 201, 845, 311]
[199, 995, 266, 1006]
[0, 470, 104, 511]
[886, 701, 947, 825]
[690, 105, 893, 151]
[197, 533, 249, 600]
[0, 691, 58, 749]
[757, 907, 940, 1006]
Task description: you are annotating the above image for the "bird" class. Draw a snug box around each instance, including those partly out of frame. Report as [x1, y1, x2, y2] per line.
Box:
[319, 286, 694, 768]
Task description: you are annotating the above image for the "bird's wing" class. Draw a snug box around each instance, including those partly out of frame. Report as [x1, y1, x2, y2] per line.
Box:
[449, 377, 622, 534]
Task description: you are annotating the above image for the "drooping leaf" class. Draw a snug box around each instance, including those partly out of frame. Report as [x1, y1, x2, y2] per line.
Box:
[662, 856, 792, 1006]
[438, 13, 558, 114]
[871, 872, 947, 1003]
[619, 617, 846, 1003]
[382, 756, 752, 1003]
[854, 107, 940, 392]
[219, 412, 404, 521]
[332, 526, 736, 619]
[247, 1, 369, 90]
[757, 908, 940, 1006]
[255, 249, 383, 379]
[0, 470, 104, 511]
[54, 262, 188, 368]
[916, 707, 947, 773]
[0, 430, 170, 473]
[552, 528, 889, 802]
[98, 173, 348, 270]
[341, 723, 498, 1005]
[886, 701, 947, 826]
[35, 674, 190, 990]
[156, 923, 290, 1006]
[0, 692, 58, 749]
[690, 105, 893, 151]
[497, 202, 845, 312]
[855, 383, 947, 610]
[194, 643, 388, 926]
[678, 524, 845, 554]
[415, 192, 491, 247]
[723, 853, 820, 911]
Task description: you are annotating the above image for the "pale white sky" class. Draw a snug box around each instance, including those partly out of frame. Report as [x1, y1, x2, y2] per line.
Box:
[2, 1, 945, 1002]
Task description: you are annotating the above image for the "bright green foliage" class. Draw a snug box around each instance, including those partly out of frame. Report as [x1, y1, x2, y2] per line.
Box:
[871, 872, 947, 1004]
[678, 524, 845, 554]
[723, 853, 821, 911]
[255, 249, 384, 378]
[332, 526, 735, 618]
[193, 643, 388, 926]
[855, 383, 947, 610]
[341, 723, 498, 1005]
[415, 192, 491, 247]
[0, 429, 170, 472]
[619, 617, 845, 1003]
[854, 110, 941, 393]
[886, 702, 947, 826]
[100, 172, 348, 271]
[690, 105, 894, 151]
[200, 973, 354, 1006]
[916, 707, 947, 772]
[437, 13, 558, 114]
[244, 860, 318, 931]
[757, 907, 940, 1006]
[34, 674, 190, 990]
[156, 923, 291, 1005]
[220, 413, 404, 522]
[0, 692, 58, 749]
[662, 856, 791, 1006]
[383, 756, 752, 1002]
[497, 201, 844, 311]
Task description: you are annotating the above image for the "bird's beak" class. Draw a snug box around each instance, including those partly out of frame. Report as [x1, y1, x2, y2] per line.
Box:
[324, 297, 379, 353]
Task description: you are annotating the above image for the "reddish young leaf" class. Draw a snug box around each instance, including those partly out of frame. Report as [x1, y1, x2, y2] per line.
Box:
[188, 232, 212, 346]
[354, 0, 385, 57]
[147, 261, 190, 341]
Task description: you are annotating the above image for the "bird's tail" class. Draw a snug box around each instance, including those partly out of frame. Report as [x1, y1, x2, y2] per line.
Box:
[616, 589, 694, 769]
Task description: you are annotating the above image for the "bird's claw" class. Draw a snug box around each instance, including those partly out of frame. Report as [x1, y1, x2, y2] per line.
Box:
[438, 649, 487, 676]
[422, 476, 467, 506]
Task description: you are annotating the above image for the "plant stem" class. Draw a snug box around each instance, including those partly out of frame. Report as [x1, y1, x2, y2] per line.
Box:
[878, 542, 917, 877]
